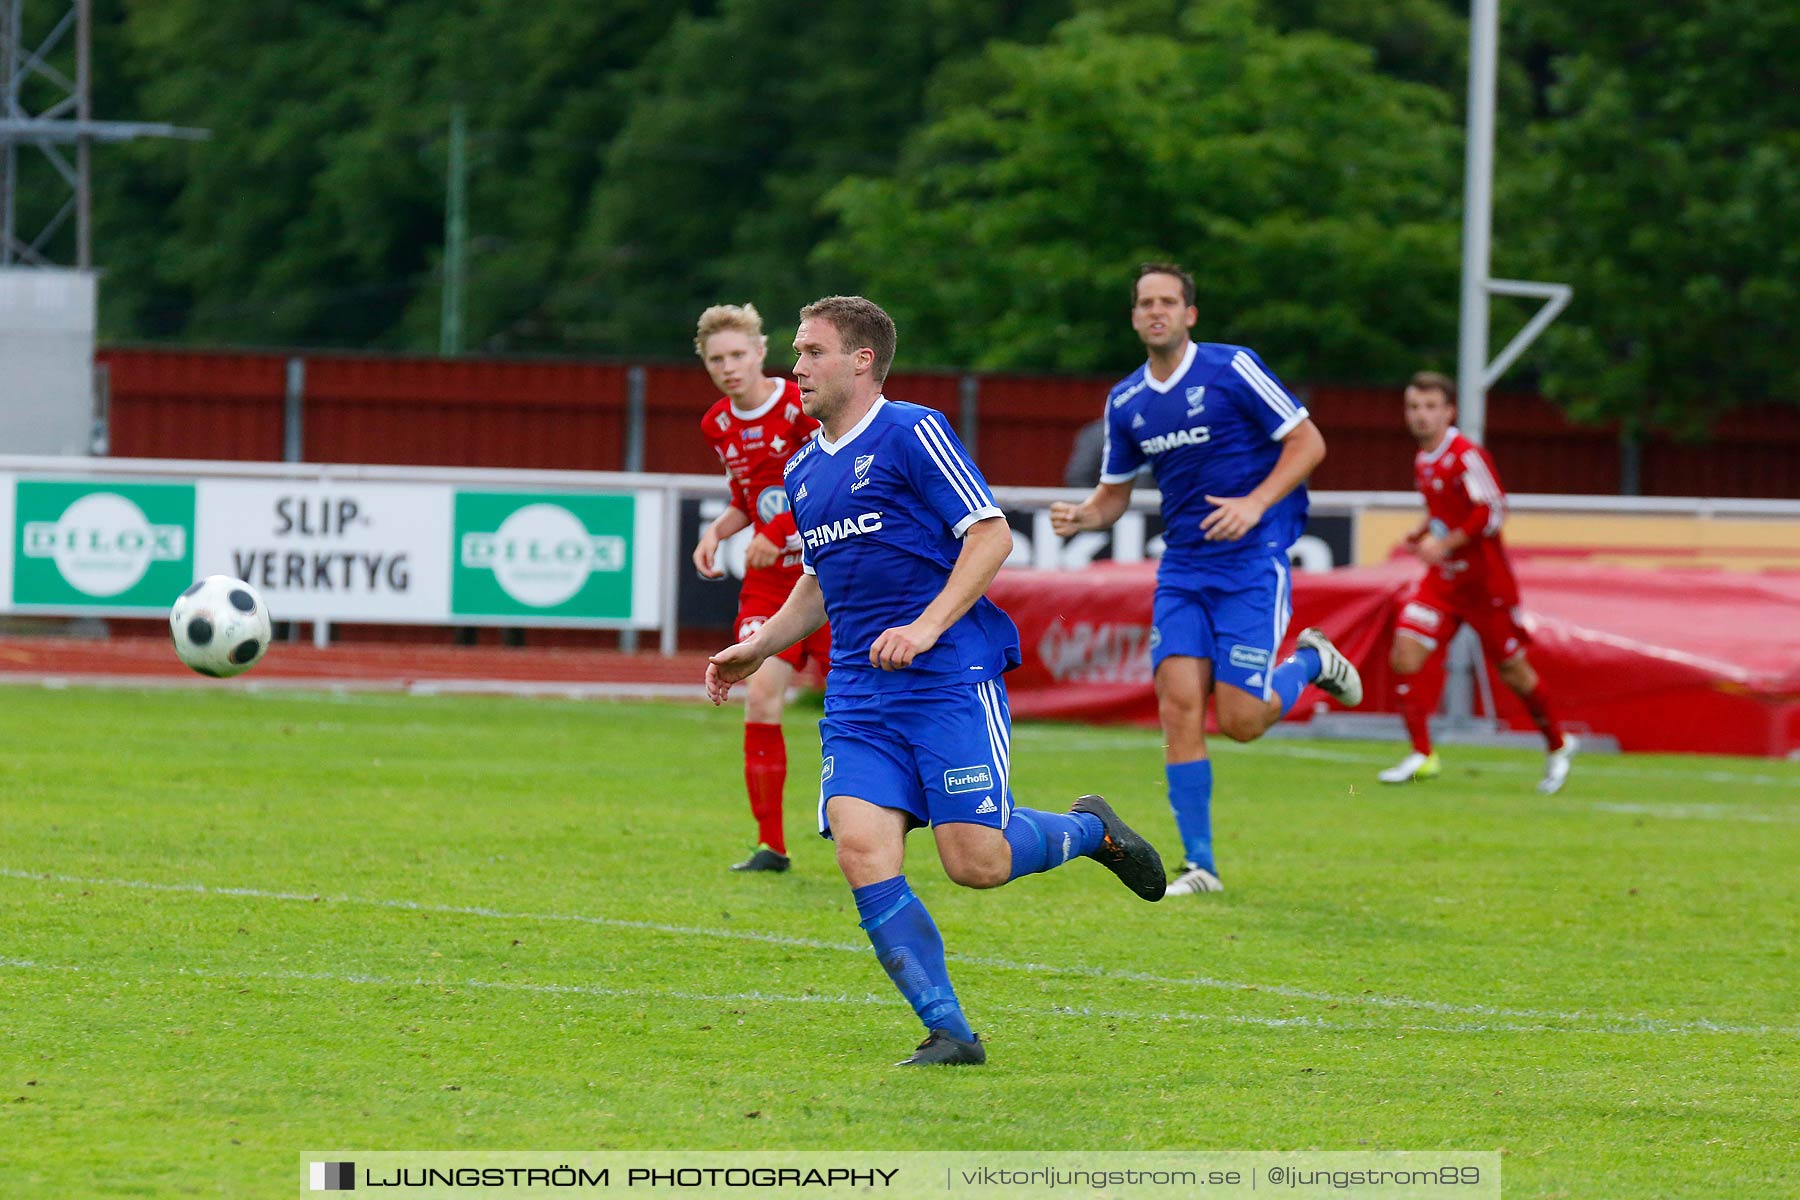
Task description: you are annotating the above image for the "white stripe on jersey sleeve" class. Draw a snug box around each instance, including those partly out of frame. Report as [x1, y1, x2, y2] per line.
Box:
[1232, 351, 1301, 420]
[914, 414, 992, 512]
[1460, 451, 1507, 534]
[921, 413, 995, 506]
[1099, 409, 1137, 484]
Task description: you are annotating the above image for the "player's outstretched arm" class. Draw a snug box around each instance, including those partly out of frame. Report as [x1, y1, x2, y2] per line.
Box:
[705, 574, 827, 703]
[1050, 481, 1134, 537]
[870, 517, 1012, 671]
[1202, 418, 1326, 542]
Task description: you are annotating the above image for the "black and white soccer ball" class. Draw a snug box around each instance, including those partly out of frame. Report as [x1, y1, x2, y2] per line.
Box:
[169, 576, 273, 678]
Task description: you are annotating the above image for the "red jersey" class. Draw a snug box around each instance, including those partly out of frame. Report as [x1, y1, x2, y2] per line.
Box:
[1413, 426, 1518, 605]
[700, 380, 819, 581]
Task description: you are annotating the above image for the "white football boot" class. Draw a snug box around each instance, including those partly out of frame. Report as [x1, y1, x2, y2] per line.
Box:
[1537, 734, 1579, 795]
[1379, 751, 1442, 784]
[1165, 863, 1225, 896]
[1297, 627, 1363, 708]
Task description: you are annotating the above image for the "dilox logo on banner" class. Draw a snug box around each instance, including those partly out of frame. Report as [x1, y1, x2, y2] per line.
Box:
[12, 481, 195, 611]
[451, 492, 636, 620]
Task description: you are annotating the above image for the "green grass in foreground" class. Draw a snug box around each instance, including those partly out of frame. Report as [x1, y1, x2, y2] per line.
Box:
[1, 685, 1796, 1197]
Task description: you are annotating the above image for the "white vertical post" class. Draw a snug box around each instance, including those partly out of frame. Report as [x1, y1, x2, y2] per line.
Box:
[1457, 0, 1498, 446]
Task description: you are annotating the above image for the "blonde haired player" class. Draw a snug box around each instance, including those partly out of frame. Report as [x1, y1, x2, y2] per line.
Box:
[692, 304, 829, 871]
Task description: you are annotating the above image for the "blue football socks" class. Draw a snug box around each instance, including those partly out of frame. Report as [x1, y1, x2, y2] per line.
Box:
[1165, 758, 1215, 872]
[852, 875, 974, 1041]
[1003, 808, 1105, 880]
[1270, 644, 1323, 717]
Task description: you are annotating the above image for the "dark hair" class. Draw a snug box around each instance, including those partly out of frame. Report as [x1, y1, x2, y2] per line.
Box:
[798, 295, 897, 384]
[1134, 262, 1196, 308]
[1407, 370, 1457, 403]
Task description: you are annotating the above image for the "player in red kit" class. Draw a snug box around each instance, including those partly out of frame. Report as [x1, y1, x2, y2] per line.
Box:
[692, 303, 830, 871]
[1381, 372, 1576, 794]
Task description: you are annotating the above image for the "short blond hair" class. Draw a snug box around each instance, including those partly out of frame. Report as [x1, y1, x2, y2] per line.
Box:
[694, 303, 766, 356]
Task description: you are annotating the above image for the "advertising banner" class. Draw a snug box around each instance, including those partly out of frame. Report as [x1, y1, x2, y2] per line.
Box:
[194, 480, 451, 622]
[0, 470, 668, 630]
[450, 489, 665, 626]
[9, 478, 196, 613]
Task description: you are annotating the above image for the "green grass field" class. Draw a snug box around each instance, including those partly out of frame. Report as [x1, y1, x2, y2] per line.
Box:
[3, 685, 1796, 1197]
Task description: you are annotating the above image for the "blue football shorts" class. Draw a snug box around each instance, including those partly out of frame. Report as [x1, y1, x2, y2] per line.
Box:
[1150, 550, 1293, 700]
[816, 679, 1013, 837]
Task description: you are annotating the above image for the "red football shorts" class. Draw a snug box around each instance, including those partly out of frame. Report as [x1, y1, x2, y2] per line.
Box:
[1395, 580, 1530, 664]
[737, 571, 831, 670]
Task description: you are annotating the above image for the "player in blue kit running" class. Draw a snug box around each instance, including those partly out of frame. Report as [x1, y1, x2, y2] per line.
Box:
[707, 295, 1165, 1066]
[1052, 263, 1364, 897]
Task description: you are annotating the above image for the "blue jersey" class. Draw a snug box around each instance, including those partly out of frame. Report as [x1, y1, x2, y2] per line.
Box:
[784, 398, 1021, 695]
[1101, 341, 1310, 566]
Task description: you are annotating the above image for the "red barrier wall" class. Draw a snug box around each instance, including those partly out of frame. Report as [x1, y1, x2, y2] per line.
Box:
[989, 561, 1800, 757]
[95, 346, 1799, 497]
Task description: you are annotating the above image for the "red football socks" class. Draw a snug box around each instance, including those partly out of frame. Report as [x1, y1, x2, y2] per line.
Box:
[1519, 686, 1566, 752]
[743, 722, 788, 854]
[1395, 678, 1433, 755]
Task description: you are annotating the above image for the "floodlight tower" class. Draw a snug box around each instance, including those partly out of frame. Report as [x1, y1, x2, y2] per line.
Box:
[1443, 0, 1574, 732]
[1456, 0, 1571, 441]
[0, 0, 205, 268]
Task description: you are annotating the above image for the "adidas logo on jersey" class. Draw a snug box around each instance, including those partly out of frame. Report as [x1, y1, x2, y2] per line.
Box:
[1131, 413, 1146, 428]
[974, 797, 998, 814]
[793, 483, 808, 501]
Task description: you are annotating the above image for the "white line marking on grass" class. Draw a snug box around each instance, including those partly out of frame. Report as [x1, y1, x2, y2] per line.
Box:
[0, 673, 706, 701]
[7, 868, 1793, 1036]
[0, 956, 1745, 1036]
[1213, 742, 1800, 791]
[1590, 803, 1800, 824]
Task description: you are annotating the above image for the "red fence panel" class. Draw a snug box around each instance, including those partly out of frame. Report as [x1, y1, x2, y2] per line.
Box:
[642, 363, 733, 475]
[302, 355, 628, 470]
[99, 347, 287, 461]
[92, 345, 1800, 499]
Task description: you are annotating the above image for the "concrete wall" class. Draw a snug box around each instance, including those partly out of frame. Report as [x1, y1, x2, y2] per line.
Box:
[0, 269, 97, 455]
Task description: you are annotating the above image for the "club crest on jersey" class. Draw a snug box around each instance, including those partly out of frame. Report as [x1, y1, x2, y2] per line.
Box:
[851, 454, 876, 492]
[770, 435, 787, 453]
[944, 765, 994, 794]
[1186, 386, 1207, 415]
[756, 485, 790, 524]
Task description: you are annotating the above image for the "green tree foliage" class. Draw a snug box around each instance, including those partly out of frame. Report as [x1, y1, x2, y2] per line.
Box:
[93, 0, 688, 350]
[1501, 2, 1800, 431]
[78, 0, 1794, 435]
[816, 0, 1462, 379]
[549, 0, 1074, 357]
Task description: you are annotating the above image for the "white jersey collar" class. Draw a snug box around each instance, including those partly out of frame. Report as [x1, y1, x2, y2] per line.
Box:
[1420, 425, 1459, 464]
[817, 396, 887, 455]
[729, 378, 786, 421]
[1143, 340, 1197, 394]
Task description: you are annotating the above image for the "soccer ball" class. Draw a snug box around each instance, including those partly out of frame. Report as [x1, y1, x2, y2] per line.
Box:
[169, 576, 273, 678]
